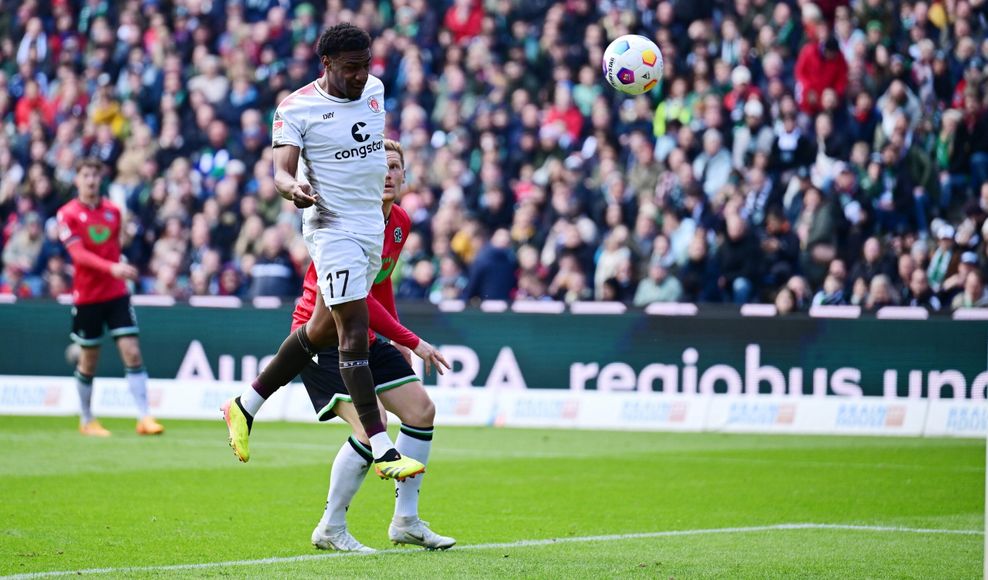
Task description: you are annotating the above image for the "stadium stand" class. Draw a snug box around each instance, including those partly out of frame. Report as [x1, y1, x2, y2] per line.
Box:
[2, 0, 988, 312]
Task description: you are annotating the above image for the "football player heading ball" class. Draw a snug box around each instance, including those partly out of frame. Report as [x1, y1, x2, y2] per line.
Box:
[222, 23, 426, 482]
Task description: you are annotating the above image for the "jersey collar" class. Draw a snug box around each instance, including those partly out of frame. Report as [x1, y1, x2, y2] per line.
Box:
[78, 196, 101, 210]
[313, 79, 351, 103]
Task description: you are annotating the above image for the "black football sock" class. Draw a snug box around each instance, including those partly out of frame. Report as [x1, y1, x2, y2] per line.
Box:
[338, 349, 386, 439]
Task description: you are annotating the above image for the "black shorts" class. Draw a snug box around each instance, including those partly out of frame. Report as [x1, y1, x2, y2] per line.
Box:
[70, 295, 139, 347]
[300, 340, 419, 421]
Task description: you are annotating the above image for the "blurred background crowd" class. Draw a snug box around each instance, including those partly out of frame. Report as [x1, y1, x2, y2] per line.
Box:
[3, 0, 988, 312]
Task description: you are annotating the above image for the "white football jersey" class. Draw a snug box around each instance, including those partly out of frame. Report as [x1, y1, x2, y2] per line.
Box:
[273, 75, 387, 237]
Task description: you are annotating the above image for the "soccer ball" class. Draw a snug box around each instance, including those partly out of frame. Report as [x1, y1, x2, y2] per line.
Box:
[602, 35, 664, 95]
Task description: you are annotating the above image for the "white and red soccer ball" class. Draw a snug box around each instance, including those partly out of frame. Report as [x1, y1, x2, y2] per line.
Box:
[602, 35, 665, 96]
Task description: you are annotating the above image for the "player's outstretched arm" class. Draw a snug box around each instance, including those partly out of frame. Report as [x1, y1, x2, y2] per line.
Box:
[368, 292, 419, 349]
[273, 144, 317, 208]
[65, 242, 137, 280]
[366, 293, 449, 376]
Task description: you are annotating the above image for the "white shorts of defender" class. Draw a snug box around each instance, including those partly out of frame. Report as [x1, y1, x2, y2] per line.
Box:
[303, 228, 383, 306]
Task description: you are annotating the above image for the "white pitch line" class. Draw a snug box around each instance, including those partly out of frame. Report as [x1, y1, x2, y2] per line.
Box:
[1, 523, 981, 579]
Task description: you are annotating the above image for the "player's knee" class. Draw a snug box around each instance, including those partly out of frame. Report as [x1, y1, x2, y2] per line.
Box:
[77, 358, 97, 376]
[305, 319, 335, 348]
[77, 349, 99, 375]
[402, 397, 435, 427]
[115, 336, 140, 361]
[419, 398, 436, 426]
[124, 349, 142, 367]
[334, 307, 369, 349]
[338, 328, 368, 352]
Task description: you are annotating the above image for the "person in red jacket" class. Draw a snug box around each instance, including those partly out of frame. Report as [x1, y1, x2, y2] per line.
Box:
[443, 0, 483, 45]
[56, 158, 163, 437]
[14, 79, 54, 131]
[543, 85, 584, 145]
[795, 36, 848, 115]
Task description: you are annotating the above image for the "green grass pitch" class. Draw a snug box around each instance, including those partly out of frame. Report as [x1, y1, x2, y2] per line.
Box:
[0, 416, 983, 578]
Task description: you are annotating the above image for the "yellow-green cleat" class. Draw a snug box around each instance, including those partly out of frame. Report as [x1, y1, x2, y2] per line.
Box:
[373, 451, 425, 481]
[221, 398, 251, 463]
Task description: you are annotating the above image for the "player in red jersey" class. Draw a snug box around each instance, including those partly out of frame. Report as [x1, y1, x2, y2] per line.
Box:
[298, 140, 454, 551]
[56, 158, 163, 437]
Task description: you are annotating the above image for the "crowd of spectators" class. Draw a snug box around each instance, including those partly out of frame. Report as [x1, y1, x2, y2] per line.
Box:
[3, 0, 988, 313]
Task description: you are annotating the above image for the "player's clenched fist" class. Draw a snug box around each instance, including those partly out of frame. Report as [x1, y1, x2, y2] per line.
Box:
[285, 182, 318, 208]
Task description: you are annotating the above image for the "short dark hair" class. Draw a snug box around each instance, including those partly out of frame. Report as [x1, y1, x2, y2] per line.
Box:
[76, 157, 104, 172]
[316, 23, 371, 59]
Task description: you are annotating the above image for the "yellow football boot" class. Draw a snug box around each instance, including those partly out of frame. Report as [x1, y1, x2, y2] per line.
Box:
[221, 398, 251, 462]
[79, 420, 111, 437]
[373, 451, 425, 481]
[136, 416, 165, 435]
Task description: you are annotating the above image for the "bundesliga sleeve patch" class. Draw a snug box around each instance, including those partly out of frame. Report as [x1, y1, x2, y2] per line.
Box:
[58, 222, 73, 242]
[57, 214, 75, 242]
[272, 111, 285, 141]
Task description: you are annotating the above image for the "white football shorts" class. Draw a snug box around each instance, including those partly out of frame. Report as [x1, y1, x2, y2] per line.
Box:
[303, 228, 383, 306]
